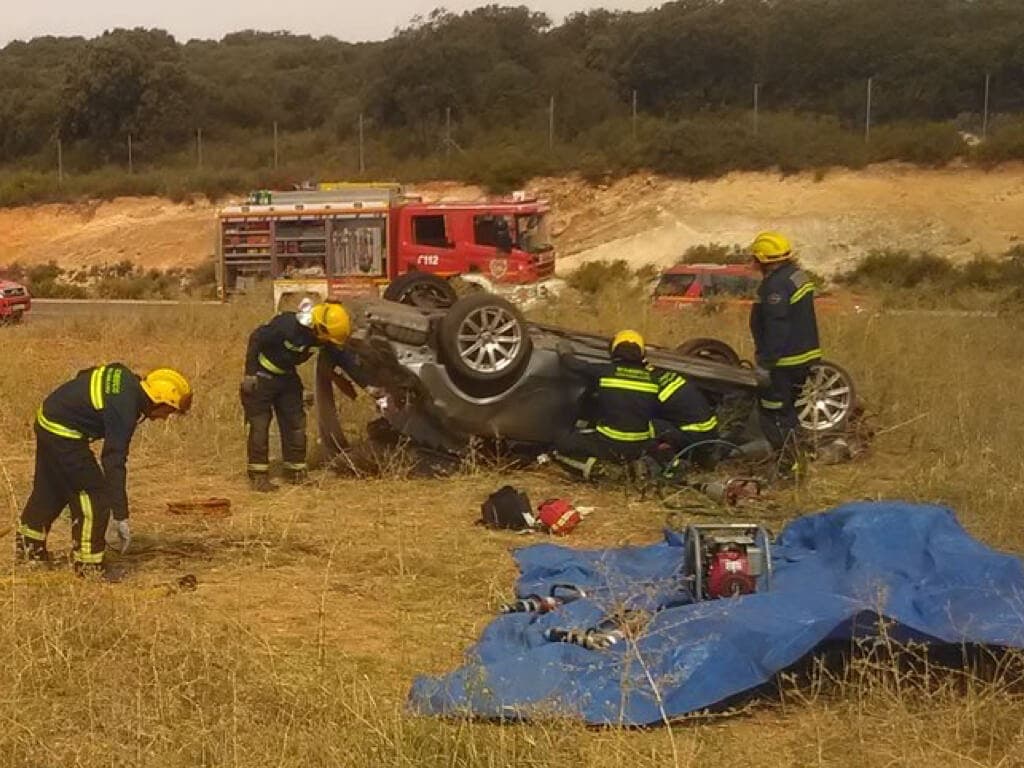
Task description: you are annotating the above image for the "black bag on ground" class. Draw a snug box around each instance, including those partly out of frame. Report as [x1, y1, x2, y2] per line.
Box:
[480, 486, 534, 530]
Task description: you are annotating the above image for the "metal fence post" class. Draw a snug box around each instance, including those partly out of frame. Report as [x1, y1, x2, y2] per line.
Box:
[631, 89, 638, 141]
[445, 106, 452, 163]
[197, 128, 203, 169]
[548, 96, 555, 151]
[983, 73, 991, 139]
[865, 77, 873, 143]
[57, 139, 63, 187]
[753, 83, 760, 135]
[273, 121, 279, 170]
[358, 113, 365, 174]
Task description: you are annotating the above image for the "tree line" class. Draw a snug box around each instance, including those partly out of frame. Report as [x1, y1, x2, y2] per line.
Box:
[2, 0, 1024, 190]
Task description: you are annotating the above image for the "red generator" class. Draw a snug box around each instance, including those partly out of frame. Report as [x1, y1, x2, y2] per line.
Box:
[683, 524, 773, 601]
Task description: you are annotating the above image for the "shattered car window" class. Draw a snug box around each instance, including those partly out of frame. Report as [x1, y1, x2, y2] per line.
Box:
[654, 273, 697, 297]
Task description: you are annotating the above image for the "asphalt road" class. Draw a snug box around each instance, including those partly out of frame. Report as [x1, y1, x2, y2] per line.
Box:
[25, 298, 225, 321]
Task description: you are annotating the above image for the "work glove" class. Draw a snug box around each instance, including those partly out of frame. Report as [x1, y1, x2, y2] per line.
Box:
[113, 518, 131, 555]
[240, 375, 259, 396]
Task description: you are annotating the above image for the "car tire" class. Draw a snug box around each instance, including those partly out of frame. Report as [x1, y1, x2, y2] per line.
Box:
[438, 293, 532, 395]
[675, 338, 742, 366]
[797, 359, 857, 435]
[384, 271, 458, 309]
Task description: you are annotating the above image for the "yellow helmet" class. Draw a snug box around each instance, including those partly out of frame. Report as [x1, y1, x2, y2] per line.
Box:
[610, 329, 645, 359]
[141, 368, 193, 414]
[750, 231, 793, 263]
[309, 302, 351, 345]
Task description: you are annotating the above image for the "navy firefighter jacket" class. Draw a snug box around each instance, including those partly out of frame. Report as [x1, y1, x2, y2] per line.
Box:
[37, 363, 145, 520]
[749, 262, 821, 368]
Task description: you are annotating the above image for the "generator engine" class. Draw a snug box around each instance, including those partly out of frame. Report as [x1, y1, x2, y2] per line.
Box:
[683, 524, 773, 601]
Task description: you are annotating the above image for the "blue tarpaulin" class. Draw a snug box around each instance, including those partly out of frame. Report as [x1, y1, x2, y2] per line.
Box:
[409, 502, 1024, 725]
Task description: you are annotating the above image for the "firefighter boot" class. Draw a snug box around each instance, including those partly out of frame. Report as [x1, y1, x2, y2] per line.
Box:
[284, 467, 308, 485]
[74, 561, 127, 583]
[248, 472, 278, 493]
[14, 532, 51, 565]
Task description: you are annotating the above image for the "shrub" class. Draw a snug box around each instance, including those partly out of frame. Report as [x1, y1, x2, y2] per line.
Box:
[677, 243, 747, 265]
[868, 122, 964, 165]
[976, 118, 1024, 163]
[0, 171, 57, 206]
[838, 249, 958, 290]
[566, 259, 636, 294]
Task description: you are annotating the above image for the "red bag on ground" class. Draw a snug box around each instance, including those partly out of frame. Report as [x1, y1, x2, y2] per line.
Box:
[537, 498, 582, 536]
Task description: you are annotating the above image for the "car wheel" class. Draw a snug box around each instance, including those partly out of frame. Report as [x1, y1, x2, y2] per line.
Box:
[675, 337, 742, 366]
[439, 293, 532, 393]
[384, 272, 458, 309]
[797, 360, 856, 434]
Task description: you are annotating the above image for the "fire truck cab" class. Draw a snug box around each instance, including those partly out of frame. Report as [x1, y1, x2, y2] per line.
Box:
[216, 184, 557, 310]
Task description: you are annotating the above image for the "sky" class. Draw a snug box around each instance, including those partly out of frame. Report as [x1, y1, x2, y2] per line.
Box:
[2, 0, 660, 46]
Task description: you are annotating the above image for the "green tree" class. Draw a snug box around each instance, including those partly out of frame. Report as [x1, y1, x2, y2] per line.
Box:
[57, 29, 196, 158]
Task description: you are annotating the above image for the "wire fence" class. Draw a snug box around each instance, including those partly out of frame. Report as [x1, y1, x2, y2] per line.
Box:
[44, 73, 1021, 184]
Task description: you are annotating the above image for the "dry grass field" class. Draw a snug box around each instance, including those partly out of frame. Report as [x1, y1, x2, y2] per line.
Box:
[0, 288, 1023, 767]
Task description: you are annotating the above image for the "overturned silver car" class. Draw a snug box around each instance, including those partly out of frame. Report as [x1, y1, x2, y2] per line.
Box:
[315, 293, 856, 459]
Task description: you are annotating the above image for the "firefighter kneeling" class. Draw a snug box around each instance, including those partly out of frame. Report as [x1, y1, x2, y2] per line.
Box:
[651, 369, 720, 469]
[553, 330, 659, 479]
[15, 365, 192, 579]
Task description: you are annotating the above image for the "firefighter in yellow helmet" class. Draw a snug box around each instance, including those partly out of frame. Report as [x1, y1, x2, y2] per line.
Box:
[241, 300, 356, 491]
[748, 231, 821, 456]
[552, 330, 660, 479]
[16, 365, 192, 580]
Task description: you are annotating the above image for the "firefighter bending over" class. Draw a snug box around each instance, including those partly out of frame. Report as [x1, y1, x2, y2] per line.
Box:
[553, 330, 659, 479]
[242, 300, 359, 492]
[652, 369, 720, 469]
[16, 365, 192, 578]
[748, 231, 821, 454]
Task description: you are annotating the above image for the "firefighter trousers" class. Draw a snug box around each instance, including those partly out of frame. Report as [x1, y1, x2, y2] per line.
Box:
[556, 429, 651, 462]
[758, 364, 812, 450]
[241, 372, 307, 476]
[653, 420, 721, 469]
[18, 425, 109, 564]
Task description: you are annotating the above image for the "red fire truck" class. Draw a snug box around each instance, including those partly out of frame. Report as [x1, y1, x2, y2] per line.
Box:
[215, 183, 558, 309]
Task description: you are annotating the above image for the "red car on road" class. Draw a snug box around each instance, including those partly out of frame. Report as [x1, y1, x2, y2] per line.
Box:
[0, 279, 31, 324]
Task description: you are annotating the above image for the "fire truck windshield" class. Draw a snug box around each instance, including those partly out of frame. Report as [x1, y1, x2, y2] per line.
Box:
[516, 213, 552, 254]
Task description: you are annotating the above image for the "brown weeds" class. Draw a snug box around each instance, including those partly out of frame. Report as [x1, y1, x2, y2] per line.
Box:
[0, 292, 1021, 766]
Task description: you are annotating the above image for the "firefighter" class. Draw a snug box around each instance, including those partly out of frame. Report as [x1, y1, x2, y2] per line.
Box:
[241, 300, 355, 491]
[652, 369, 721, 468]
[553, 330, 659, 479]
[748, 231, 821, 453]
[15, 366, 192, 577]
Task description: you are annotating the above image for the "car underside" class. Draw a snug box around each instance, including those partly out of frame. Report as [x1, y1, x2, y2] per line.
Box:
[314, 294, 855, 461]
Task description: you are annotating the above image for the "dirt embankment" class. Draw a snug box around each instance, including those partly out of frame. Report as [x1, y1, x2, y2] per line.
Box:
[1, 164, 1022, 274]
[0, 197, 216, 270]
[537, 163, 1024, 277]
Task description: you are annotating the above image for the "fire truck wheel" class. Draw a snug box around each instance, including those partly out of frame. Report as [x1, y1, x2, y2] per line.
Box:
[384, 272, 458, 309]
[675, 337, 742, 367]
[439, 294, 532, 390]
